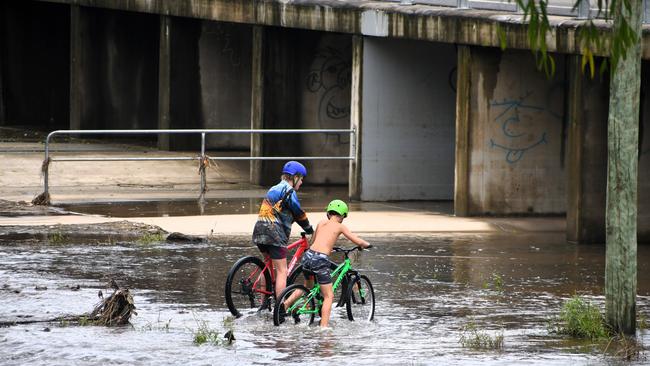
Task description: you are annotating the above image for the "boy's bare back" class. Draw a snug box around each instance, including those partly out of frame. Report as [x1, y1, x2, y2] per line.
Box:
[310, 217, 369, 255]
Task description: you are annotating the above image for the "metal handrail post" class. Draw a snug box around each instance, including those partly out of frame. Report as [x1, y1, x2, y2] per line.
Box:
[43, 132, 52, 195]
[350, 127, 356, 158]
[200, 132, 206, 198]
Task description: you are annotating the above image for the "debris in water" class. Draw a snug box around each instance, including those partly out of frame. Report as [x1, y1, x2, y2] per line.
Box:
[88, 279, 137, 326]
[0, 279, 136, 327]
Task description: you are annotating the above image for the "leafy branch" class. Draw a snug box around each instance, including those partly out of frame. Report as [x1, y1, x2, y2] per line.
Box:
[499, 0, 639, 77]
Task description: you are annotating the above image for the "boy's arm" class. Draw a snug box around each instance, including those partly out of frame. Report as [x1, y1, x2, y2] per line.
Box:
[287, 192, 313, 234]
[340, 224, 370, 248]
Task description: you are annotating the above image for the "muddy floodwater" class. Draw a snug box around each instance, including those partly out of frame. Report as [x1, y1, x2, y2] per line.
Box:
[1, 232, 650, 365]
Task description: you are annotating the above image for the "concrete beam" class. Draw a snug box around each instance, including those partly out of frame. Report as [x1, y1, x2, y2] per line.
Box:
[37, 0, 650, 59]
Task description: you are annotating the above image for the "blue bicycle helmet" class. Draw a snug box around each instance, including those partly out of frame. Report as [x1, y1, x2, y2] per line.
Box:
[282, 161, 307, 177]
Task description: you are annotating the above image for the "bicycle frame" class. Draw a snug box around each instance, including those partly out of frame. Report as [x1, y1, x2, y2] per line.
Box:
[288, 255, 355, 316]
[249, 232, 310, 297]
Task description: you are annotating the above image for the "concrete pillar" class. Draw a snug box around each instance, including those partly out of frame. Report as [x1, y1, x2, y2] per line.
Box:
[466, 48, 566, 214]
[454, 45, 471, 216]
[158, 15, 171, 150]
[250, 26, 264, 185]
[566, 55, 608, 243]
[566, 55, 584, 242]
[69, 5, 85, 130]
[349, 35, 363, 200]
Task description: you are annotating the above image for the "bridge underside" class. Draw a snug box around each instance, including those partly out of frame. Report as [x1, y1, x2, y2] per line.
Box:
[1, 0, 649, 242]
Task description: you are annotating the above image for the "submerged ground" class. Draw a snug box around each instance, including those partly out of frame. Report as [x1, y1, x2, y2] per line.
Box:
[1, 225, 649, 365]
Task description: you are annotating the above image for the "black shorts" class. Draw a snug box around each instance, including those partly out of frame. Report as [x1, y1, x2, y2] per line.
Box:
[301, 249, 332, 285]
[256, 244, 287, 260]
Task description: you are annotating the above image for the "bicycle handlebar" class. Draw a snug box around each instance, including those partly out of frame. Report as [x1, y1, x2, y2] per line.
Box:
[332, 245, 373, 255]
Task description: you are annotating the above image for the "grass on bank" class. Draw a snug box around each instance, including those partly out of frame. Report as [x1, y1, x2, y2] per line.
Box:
[136, 232, 165, 245]
[549, 295, 646, 361]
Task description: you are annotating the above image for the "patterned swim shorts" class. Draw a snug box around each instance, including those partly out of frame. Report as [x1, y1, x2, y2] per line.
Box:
[301, 249, 332, 285]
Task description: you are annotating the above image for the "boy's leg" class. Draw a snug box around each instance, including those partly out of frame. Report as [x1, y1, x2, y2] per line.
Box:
[282, 275, 313, 308]
[319, 283, 334, 327]
[272, 258, 288, 300]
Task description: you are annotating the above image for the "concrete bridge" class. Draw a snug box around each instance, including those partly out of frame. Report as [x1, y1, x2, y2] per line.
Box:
[1, 0, 650, 243]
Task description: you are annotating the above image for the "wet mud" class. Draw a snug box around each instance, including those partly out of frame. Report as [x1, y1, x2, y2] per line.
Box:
[0, 221, 167, 244]
[0, 199, 70, 217]
[1, 232, 649, 365]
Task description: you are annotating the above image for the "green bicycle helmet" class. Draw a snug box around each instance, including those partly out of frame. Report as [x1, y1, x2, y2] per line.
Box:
[326, 199, 349, 218]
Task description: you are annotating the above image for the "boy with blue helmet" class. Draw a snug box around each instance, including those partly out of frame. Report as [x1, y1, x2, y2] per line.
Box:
[252, 161, 314, 301]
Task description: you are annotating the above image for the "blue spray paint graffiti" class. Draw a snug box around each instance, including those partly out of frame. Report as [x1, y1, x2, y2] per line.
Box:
[489, 91, 555, 163]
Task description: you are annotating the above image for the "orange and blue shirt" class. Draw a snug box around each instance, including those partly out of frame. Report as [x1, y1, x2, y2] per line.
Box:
[252, 180, 313, 247]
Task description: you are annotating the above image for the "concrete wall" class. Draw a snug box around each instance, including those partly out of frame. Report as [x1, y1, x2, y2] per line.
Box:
[566, 60, 650, 243]
[566, 56, 609, 243]
[73, 7, 158, 133]
[0, 0, 69, 129]
[168, 18, 252, 150]
[360, 37, 456, 201]
[468, 48, 566, 214]
[261, 28, 351, 185]
[199, 21, 252, 150]
[167, 17, 202, 149]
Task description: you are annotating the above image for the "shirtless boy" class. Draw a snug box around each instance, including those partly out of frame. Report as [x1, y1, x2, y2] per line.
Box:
[300, 199, 370, 327]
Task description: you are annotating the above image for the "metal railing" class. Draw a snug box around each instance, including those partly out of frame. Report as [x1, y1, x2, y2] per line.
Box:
[34, 128, 356, 204]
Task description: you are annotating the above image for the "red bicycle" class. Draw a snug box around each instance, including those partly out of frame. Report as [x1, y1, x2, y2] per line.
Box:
[225, 232, 312, 318]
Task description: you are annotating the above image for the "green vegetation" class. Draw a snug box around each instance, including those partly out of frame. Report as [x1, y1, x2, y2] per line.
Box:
[191, 315, 235, 346]
[638, 313, 647, 330]
[140, 317, 172, 332]
[550, 296, 609, 340]
[136, 232, 165, 245]
[78, 316, 93, 326]
[193, 319, 221, 346]
[48, 231, 67, 245]
[482, 272, 505, 292]
[459, 320, 504, 350]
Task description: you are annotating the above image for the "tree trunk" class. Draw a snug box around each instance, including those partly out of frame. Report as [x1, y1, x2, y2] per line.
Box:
[605, 0, 643, 335]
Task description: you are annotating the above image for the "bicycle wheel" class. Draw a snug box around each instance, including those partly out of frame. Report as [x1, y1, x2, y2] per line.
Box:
[289, 263, 347, 307]
[225, 256, 272, 318]
[346, 275, 375, 321]
[273, 284, 316, 327]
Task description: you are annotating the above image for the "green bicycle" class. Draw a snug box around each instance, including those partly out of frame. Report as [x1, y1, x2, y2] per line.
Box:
[272, 246, 375, 326]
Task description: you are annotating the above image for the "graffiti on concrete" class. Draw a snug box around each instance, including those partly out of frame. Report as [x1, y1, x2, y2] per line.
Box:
[203, 24, 241, 66]
[489, 91, 555, 164]
[306, 46, 351, 146]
